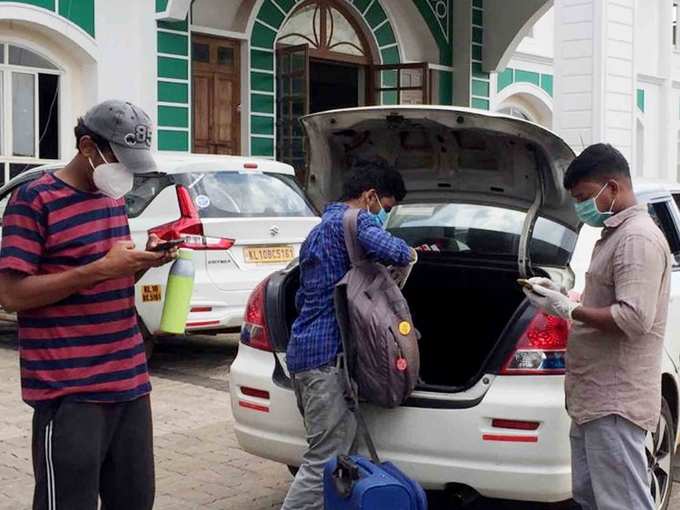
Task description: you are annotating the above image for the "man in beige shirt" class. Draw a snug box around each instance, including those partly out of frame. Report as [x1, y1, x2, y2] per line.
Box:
[525, 143, 672, 510]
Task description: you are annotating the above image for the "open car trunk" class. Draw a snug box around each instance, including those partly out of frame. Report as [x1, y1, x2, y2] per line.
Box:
[269, 255, 532, 392]
[267, 107, 581, 394]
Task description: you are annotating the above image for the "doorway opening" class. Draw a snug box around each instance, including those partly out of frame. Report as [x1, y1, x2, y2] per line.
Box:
[309, 60, 361, 113]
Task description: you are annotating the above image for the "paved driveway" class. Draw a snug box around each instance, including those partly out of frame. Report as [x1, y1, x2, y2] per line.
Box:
[0, 326, 678, 509]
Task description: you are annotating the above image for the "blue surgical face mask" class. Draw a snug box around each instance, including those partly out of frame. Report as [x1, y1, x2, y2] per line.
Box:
[574, 183, 616, 228]
[368, 192, 388, 227]
[373, 207, 389, 227]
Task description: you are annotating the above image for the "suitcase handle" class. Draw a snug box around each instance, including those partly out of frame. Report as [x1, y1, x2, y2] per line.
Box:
[333, 455, 360, 499]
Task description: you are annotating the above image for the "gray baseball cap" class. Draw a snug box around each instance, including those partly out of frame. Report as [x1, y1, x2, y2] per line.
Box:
[82, 100, 158, 173]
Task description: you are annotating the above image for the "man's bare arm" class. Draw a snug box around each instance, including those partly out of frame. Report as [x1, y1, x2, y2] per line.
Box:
[0, 241, 165, 313]
[571, 306, 623, 334]
[0, 265, 108, 312]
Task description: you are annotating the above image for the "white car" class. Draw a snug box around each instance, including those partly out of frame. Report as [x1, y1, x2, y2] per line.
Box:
[0, 154, 320, 354]
[229, 106, 680, 508]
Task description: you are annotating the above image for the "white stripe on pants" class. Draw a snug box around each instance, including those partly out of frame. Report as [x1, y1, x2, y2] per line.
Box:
[45, 422, 56, 510]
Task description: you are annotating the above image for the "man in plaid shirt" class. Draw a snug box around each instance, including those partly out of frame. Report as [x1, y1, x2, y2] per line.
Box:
[282, 167, 415, 510]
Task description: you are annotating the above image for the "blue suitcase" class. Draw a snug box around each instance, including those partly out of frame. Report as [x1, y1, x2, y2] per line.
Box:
[324, 454, 427, 510]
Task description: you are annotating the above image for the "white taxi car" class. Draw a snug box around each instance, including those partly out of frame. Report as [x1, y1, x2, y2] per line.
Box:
[229, 106, 679, 508]
[0, 154, 320, 354]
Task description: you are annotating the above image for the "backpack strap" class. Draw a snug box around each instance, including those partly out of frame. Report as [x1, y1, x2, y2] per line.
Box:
[342, 208, 365, 267]
[334, 284, 381, 465]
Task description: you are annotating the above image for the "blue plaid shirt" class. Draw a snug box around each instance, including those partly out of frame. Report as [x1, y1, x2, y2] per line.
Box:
[287, 203, 412, 374]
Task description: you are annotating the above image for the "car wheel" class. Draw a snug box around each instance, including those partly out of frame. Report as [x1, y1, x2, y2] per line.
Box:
[287, 465, 299, 477]
[647, 398, 675, 510]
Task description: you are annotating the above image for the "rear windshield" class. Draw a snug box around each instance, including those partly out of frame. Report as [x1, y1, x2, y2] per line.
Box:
[386, 203, 577, 266]
[126, 171, 316, 219]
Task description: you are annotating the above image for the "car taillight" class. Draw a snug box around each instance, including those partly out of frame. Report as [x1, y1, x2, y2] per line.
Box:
[240, 278, 272, 352]
[149, 185, 235, 250]
[500, 311, 570, 375]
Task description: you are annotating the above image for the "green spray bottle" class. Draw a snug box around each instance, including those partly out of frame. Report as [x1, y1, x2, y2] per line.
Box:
[159, 248, 195, 334]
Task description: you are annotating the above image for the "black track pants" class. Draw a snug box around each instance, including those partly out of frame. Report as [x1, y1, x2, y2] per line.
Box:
[31, 395, 155, 510]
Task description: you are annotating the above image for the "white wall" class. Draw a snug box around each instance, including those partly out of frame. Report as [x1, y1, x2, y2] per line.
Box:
[515, 7, 554, 59]
[635, 0, 661, 77]
[192, 0, 246, 32]
[95, 0, 157, 136]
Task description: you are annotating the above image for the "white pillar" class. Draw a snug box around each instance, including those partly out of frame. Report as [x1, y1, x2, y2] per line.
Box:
[553, 0, 637, 163]
[658, 0, 675, 181]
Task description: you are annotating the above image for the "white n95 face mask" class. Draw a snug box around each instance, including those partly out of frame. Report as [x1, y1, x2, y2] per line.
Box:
[89, 147, 134, 199]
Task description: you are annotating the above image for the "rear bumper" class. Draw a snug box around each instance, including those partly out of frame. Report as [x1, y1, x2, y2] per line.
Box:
[185, 304, 246, 331]
[230, 344, 573, 503]
[185, 275, 253, 331]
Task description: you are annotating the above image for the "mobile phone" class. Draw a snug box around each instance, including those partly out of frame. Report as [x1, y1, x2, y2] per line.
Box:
[516, 278, 534, 291]
[150, 239, 183, 252]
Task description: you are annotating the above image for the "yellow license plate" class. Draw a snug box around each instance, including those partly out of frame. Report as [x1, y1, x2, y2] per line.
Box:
[244, 245, 295, 264]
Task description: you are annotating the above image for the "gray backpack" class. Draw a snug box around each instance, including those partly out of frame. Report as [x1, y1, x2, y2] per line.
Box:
[334, 208, 420, 408]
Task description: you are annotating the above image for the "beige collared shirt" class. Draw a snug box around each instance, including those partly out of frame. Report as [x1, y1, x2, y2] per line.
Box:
[566, 204, 672, 432]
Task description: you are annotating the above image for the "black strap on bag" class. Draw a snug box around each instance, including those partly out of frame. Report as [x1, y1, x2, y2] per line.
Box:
[334, 283, 381, 465]
[332, 454, 361, 498]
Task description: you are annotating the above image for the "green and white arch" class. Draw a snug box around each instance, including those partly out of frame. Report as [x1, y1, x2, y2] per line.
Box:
[412, 0, 453, 105]
[0, 0, 95, 36]
[249, 0, 403, 158]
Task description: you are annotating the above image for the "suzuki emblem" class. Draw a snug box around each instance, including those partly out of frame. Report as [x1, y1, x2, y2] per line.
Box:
[269, 225, 280, 237]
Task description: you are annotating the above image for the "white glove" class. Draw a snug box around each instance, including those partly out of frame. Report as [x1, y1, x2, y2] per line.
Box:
[527, 277, 567, 296]
[523, 285, 581, 321]
[388, 249, 418, 289]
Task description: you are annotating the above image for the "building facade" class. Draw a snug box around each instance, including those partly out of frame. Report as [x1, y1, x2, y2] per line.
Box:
[0, 0, 678, 184]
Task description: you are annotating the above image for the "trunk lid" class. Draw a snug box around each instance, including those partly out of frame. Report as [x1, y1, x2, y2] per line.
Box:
[300, 106, 578, 275]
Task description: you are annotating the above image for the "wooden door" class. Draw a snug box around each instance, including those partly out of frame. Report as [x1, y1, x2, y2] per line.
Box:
[192, 35, 241, 154]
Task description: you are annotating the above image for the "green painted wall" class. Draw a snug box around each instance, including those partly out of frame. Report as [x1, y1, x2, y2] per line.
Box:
[637, 88, 645, 112]
[470, 1, 489, 110]
[158, 130, 189, 151]
[157, 31, 189, 57]
[156, 10, 191, 152]
[0, 0, 95, 36]
[497, 67, 554, 97]
[0, 0, 54, 10]
[412, 0, 453, 66]
[438, 70, 453, 105]
[158, 82, 188, 104]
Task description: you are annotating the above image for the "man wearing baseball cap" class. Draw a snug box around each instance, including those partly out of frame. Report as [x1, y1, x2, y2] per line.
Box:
[0, 100, 175, 509]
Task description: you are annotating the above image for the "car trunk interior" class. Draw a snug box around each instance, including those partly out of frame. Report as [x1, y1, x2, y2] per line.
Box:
[275, 255, 527, 392]
[400, 256, 526, 390]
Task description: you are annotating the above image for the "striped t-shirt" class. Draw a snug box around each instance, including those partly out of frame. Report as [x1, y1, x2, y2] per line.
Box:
[0, 173, 151, 405]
